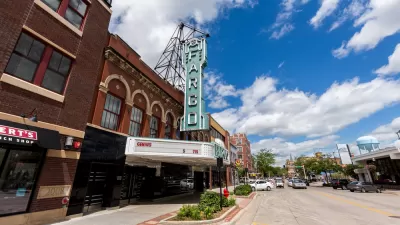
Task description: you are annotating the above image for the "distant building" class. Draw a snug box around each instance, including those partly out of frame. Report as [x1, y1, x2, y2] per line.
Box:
[230, 133, 253, 171]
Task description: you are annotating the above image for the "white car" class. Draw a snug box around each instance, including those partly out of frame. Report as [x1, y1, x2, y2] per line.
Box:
[250, 180, 273, 191]
[180, 179, 194, 190]
[275, 179, 284, 188]
[287, 179, 293, 187]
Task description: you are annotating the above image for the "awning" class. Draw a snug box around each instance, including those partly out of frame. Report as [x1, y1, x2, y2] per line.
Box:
[0, 119, 61, 150]
[125, 137, 230, 166]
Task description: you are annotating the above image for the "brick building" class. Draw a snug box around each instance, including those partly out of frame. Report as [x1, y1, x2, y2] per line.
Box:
[67, 34, 186, 215]
[0, 0, 111, 224]
[230, 133, 253, 171]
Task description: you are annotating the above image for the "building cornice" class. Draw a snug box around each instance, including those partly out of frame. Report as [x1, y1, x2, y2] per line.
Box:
[104, 48, 183, 112]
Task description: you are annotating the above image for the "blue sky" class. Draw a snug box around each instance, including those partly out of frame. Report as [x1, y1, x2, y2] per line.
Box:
[110, 0, 400, 165]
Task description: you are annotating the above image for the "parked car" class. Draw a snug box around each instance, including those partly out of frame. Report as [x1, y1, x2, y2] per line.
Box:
[287, 179, 293, 187]
[250, 180, 273, 191]
[332, 179, 350, 190]
[292, 179, 307, 189]
[347, 181, 382, 193]
[275, 178, 284, 188]
[180, 178, 194, 190]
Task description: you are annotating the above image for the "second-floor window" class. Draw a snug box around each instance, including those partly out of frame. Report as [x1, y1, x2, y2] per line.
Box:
[149, 116, 159, 138]
[41, 0, 89, 29]
[164, 114, 173, 139]
[5, 32, 72, 94]
[101, 94, 121, 131]
[129, 106, 143, 137]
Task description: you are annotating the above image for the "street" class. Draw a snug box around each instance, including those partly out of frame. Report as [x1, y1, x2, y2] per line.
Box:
[235, 186, 400, 225]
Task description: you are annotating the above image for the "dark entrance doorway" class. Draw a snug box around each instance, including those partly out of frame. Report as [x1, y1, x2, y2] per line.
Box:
[83, 163, 117, 214]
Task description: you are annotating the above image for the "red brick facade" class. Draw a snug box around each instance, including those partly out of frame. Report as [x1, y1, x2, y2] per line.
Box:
[89, 35, 184, 138]
[230, 133, 253, 171]
[0, 0, 111, 223]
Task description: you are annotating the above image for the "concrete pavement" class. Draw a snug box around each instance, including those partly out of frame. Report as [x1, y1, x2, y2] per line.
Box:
[234, 186, 400, 225]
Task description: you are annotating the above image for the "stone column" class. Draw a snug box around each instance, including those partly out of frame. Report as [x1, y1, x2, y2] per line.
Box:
[92, 90, 107, 125]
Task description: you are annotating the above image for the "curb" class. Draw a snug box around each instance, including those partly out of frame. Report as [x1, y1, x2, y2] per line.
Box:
[158, 205, 238, 225]
[221, 193, 258, 225]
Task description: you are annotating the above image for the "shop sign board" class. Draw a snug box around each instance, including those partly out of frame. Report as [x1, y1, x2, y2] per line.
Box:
[37, 185, 71, 199]
[214, 142, 229, 161]
[181, 37, 209, 131]
[0, 125, 37, 145]
[127, 138, 203, 156]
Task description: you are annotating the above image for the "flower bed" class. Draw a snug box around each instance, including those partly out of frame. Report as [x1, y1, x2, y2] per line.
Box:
[233, 184, 253, 196]
[170, 191, 236, 221]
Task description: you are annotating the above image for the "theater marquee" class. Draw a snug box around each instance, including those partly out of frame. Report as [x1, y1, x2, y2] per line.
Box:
[181, 37, 209, 131]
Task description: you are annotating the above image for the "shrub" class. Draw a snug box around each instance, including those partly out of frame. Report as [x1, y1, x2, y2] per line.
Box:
[222, 196, 229, 207]
[234, 184, 252, 196]
[228, 197, 236, 206]
[203, 206, 214, 220]
[199, 191, 221, 212]
[189, 206, 201, 220]
[177, 205, 194, 219]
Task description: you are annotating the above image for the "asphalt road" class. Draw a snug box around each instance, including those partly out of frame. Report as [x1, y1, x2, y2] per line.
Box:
[234, 185, 400, 225]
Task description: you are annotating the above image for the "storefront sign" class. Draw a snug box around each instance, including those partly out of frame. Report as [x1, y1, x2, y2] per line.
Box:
[132, 138, 202, 155]
[214, 143, 229, 161]
[181, 38, 209, 131]
[37, 185, 71, 199]
[0, 125, 37, 145]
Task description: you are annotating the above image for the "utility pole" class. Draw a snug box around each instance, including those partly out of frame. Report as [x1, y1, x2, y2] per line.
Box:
[303, 165, 306, 180]
[346, 144, 354, 165]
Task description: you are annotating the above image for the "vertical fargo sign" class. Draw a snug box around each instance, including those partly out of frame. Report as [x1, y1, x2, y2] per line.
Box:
[181, 38, 209, 131]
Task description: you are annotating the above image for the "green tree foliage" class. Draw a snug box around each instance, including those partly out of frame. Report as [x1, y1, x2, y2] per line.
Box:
[343, 164, 362, 179]
[253, 149, 276, 177]
[294, 154, 343, 180]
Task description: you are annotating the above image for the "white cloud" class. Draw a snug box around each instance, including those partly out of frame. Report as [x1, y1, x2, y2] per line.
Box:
[269, 0, 310, 39]
[333, 0, 400, 58]
[110, 0, 254, 67]
[375, 44, 400, 76]
[370, 117, 400, 142]
[310, 0, 340, 28]
[252, 135, 339, 166]
[278, 61, 285, 68]
[204, 72, 238, 109]
[329, 0, 367, 32]
[212, 76, 400, 138]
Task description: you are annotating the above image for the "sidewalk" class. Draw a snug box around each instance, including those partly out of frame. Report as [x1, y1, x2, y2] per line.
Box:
[51, 193, 201, 225]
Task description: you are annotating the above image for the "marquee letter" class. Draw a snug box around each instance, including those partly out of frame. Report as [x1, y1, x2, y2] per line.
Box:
[190, 64, 198, 72]
[188, 112, 197, 125]
[189, 77, 197, 89]
[188, 95, 197, 106]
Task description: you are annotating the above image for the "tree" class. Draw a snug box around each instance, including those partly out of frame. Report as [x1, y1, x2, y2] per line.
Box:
[343, 164, 362, 179]
[253, 149, 276, 177]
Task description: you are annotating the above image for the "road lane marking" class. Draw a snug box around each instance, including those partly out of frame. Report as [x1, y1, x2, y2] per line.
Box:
[316, 191, 395, 217]
[252, 223, 269, 225]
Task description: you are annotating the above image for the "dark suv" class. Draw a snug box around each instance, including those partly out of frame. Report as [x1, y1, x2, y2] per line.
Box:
[332, 179, 350, 190]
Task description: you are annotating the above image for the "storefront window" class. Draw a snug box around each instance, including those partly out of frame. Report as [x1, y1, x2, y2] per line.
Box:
[0, 147, 43, 216]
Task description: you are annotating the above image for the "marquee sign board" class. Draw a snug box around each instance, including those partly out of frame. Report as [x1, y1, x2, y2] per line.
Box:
[180, 38, 209, 131]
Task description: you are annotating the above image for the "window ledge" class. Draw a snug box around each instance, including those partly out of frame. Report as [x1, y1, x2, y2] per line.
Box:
[34, 0, 83, 37]
[1, 73, 65, 103]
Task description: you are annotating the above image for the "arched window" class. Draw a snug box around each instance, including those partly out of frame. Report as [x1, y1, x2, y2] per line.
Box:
[199, 133, 203, 142]
[164, 113, 173, 139]
[129, 106, 143, 136]
[101, 94, 122, 131]
[150, 116, 160, 138]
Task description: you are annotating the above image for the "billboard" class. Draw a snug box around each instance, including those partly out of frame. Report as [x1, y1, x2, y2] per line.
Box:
[180, 38, 209, 131]
[336, 144, 353, 165]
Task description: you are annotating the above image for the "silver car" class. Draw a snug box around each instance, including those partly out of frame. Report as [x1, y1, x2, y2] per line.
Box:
[292, 179, 307, 189]
[347, 181, 382, 193]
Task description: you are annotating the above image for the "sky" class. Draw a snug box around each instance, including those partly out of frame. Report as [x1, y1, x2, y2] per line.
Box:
[110, 0, 400, 166]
